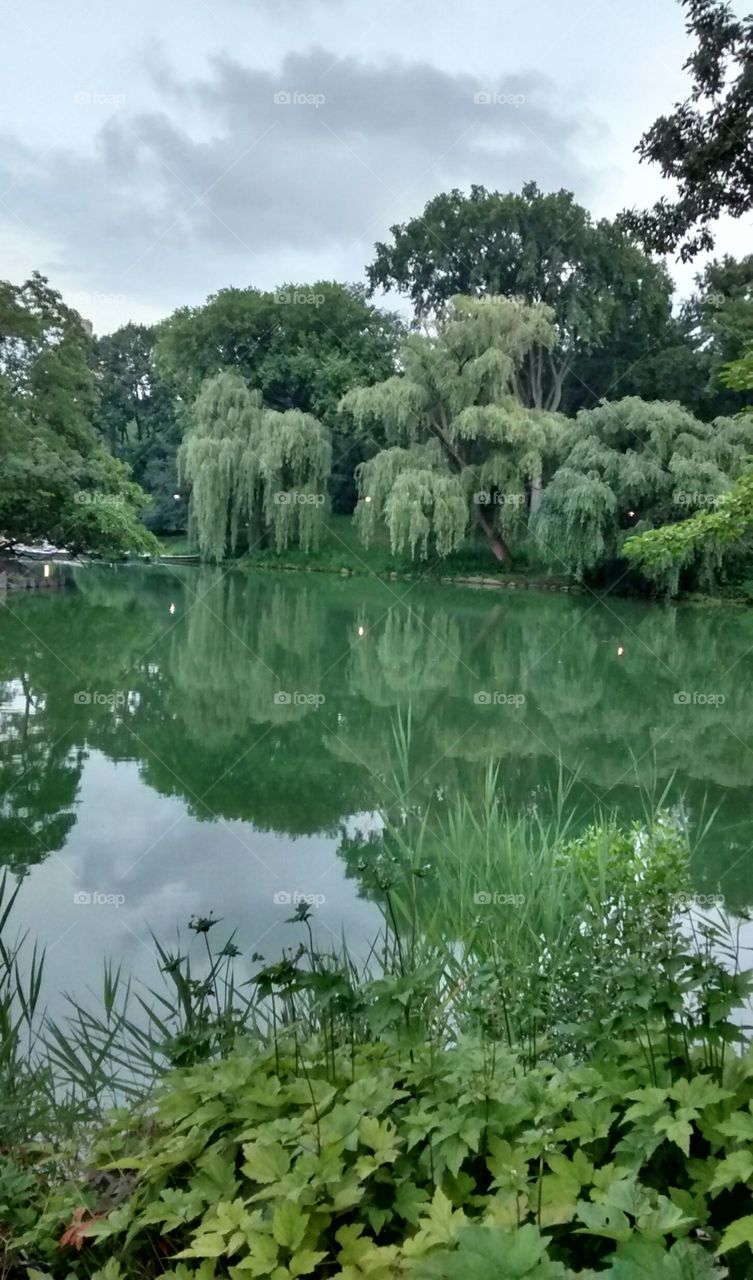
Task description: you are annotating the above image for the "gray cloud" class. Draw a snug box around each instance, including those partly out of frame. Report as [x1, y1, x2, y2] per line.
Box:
[0, 47, 599, 327]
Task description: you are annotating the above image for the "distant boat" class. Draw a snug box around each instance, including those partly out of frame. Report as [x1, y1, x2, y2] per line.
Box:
[156, 553, 201, 565]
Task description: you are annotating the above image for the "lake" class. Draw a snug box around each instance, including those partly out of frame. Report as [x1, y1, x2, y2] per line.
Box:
[2, 564, 752, 1001]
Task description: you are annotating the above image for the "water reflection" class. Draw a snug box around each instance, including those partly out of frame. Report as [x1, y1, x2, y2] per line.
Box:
[1, 565, 752, 922]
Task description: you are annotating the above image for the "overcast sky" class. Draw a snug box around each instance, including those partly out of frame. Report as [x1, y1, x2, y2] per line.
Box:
[1, 0, 749, 333]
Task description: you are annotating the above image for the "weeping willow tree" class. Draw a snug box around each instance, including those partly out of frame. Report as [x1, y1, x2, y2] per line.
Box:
[533, 396, 753, 580]
[623, 353, 753, 594]
[339, 296, 563, 564]
[179, 370, 331, 562]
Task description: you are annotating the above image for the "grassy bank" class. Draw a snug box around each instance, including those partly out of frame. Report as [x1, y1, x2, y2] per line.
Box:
[2, 783, 752, 1276]
[159, 516, 577, 591]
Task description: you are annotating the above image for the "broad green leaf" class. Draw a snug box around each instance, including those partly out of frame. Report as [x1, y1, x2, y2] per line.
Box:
[715, 1111, 753, 1142]
[653, 1115, 693, 1157]
[623, 1088, 669, 1124]
[272, 1201, 308, 1251]
[576, 1201, 632, 1242]
[709, 1149, 753, 1193]
[415, 1222, 553, 1280]
[233, 1232, 280, 1275]
[175, 1232, 228, 1258]
[668, 1078, 731, 1112]
[536, 1173, 579, 1226]
[358, 1115, 400, 1162]
[394, 1179, 430, 1224]
[716, 1213, 753, 1255]
[403, 1187, 468, 1252]
[288, 1250, 327, 1276]
[242, 1142, 291, 1184]
[607, 1236, 725, 1277]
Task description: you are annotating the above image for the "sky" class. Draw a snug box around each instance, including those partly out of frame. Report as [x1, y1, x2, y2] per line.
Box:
[0, 0, 749, 333]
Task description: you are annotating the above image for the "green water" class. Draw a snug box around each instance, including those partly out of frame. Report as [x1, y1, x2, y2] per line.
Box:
[1, 564, 753, 992]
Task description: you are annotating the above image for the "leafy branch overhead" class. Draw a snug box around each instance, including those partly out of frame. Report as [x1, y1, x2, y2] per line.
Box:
[622, 0, 753, 259]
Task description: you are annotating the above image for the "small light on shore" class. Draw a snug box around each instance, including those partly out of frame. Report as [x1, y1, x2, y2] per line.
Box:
[169, 603, 176, 615]
[358, 625, 365, 637]
[617, 645, 624, 656]
[173, 493, 181, 501]
[364, 496, 372, 503]
[43, 563, 51, 578]
[627, 510, 635, 518]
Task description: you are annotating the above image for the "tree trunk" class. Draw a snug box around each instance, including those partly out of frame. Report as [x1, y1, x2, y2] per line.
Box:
[545, 353, 568, 412]
[477, 510, 512, 564]
[529, 467, 543, 516]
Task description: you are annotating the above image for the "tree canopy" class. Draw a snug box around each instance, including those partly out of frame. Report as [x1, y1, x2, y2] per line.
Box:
[179, 370, 331, 563]
[0, 274, 159, 557]
[367, 183, 679, 414]
[156, 282, 403, 513]
[94, 322, 185, 534]
[623, 0, 753, 260]
[624, 351, 753, 592]
[341, 295, 562, 564]
[681, 255, 753, 418]
[534, 396, 753, 580]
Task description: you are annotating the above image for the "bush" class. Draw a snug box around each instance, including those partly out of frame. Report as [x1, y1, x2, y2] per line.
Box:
[13, 1034, 753, 1278]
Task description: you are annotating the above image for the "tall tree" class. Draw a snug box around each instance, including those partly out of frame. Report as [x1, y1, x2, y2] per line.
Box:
[178, 370, 331, 563]
[341, 295, 562, 565]
[681, 255, 753, 418]
[0, 274, 158, 557]
[366, 183, 679, 413]
[95, 323, 185, 534]
[623, 0, 753, 259]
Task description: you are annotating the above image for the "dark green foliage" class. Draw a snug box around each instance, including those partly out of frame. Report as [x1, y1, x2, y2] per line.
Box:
[0, 275, 160, 557]
[623, 0, 753, 260]
[155, 283, 403, 514]
[367, 183, 680, 415]
[681, 257, 753, 420]
[94, 323, 186, 535]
